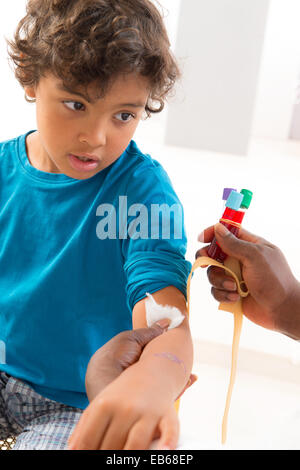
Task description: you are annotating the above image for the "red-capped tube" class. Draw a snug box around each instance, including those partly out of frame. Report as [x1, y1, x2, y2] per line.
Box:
[207, 190, 245, 263]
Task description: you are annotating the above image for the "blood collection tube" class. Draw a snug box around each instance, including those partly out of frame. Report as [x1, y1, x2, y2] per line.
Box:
[240, 189, 253, 211]
[221, 188, 236, 212]
[222, 188, 236, 205]
[207, 189, 252, 263]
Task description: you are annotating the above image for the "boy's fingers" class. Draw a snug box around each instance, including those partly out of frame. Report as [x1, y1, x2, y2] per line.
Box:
[124, 417, 157, 450]
[68, 397, 113, 450]
[157, 408, 180, 450]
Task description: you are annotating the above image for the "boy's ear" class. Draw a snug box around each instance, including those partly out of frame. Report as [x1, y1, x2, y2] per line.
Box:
[24, 86, 36, 99]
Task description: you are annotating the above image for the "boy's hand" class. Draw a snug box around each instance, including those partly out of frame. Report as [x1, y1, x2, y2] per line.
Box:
[85, 319, 170, 401]
[77, 319, 197, 450]
[69, 363, 180, 450]
[197, 223, 300, 338]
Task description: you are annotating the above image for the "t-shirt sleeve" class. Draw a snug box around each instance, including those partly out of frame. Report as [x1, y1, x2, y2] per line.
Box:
[121, 160, 192, 312]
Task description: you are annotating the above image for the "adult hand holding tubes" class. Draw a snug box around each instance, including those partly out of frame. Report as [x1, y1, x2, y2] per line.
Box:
[196, 223, 300, 340]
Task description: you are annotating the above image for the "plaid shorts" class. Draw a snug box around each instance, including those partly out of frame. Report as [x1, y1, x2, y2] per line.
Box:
[0, 372, 83, 450]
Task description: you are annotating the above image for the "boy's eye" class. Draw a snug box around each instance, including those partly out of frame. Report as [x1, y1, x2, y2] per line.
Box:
[64, 101, 85, 112]
[115, 112, 135, 123]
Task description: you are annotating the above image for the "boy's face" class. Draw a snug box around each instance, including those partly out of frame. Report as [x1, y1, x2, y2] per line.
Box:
[24, 73, 150, 179]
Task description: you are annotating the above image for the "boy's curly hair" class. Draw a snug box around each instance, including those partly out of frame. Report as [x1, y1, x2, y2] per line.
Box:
[6, 0, 180, 116]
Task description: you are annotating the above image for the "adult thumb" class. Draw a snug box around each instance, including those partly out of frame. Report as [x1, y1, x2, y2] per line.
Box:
[214, 223, 255, 262]
[132, 319, 170, 348]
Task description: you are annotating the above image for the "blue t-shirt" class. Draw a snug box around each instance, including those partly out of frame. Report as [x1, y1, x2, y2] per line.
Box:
[0, 130, 191, 409]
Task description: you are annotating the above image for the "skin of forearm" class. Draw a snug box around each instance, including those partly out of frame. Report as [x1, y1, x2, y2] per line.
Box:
[132, 286, 194, 402]
[85, 319, 193, 403]
[275, 280, 300, 341]
[136, 318, 194, 402]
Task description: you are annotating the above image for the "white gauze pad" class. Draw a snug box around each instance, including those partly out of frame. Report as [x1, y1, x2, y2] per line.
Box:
[145, 292, 185, 330]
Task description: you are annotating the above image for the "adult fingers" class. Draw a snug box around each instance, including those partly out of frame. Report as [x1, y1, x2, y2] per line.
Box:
[207, 265, 238, 292]
[175, 373, 198, 401]
[213, 223, 262, 263]
[197, 225, 215, 243]
[131, 319, 170, 349]
[195, 246, 210, 260]
[211, 286, 240, 303]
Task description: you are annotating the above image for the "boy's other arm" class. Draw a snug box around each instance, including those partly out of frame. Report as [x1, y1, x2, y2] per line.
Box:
[132, 285, 194, 403]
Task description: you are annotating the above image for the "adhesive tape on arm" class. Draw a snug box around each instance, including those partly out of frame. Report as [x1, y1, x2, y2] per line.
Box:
[145, 292, 185, 330]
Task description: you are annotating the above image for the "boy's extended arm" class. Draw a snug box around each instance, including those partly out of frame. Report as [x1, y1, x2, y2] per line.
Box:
[68, 285, 193, 450]
[131, 285, 194, 402]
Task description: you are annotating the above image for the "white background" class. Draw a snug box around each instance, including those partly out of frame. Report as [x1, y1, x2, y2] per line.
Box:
[1, 0, 300, 450]
[1, 0, 300, 358]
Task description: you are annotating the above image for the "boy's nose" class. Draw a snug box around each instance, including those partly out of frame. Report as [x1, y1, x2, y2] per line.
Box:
[79, 124, 107, 148]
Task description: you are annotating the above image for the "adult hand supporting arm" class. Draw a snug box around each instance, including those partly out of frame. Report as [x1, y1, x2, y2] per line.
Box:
[85, 319, 170, 402]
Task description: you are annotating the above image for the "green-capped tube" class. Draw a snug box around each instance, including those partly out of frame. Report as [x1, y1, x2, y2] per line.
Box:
[240, 189, 253, 209]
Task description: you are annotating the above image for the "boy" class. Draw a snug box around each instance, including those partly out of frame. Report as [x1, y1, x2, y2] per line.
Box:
[0, 0, 193, 450]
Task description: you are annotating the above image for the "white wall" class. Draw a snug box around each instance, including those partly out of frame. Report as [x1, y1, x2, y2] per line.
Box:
[165, 0, 270, 155]
[251, 0, 300, 140]
[156, 0, 181, 49]
[134, 0, 182, 146]
[161, 0, 300, 148]
[0, 1, 36, 142]
[3, 1, 300, 144]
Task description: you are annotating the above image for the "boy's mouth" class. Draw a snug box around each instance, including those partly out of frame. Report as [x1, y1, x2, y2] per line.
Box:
[76, 155, 95, 162]
[68, 154, 100, 172]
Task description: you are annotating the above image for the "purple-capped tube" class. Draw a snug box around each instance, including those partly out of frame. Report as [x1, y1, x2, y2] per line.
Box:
[222, 188, 237, 210]
[222, 188, 237, 201]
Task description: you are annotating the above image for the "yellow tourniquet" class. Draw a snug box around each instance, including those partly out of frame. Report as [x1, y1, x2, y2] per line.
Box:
[185, 255, 249, 444]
